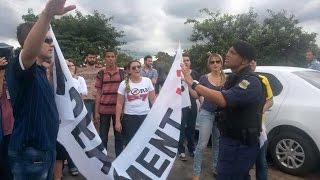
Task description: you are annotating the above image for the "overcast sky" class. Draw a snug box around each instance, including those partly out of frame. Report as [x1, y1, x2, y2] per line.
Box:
[1, 0, 319, 57]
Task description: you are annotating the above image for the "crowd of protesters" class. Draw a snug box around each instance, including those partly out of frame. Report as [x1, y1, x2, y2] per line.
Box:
[1, 1, 320, 180]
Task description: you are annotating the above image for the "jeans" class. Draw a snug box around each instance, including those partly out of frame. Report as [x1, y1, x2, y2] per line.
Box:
[178, 107, 197, 154]
[8, 147, 56, 180]
[255, 141, 268, 180]
[66, 152, 77, 169]
[122, 114, 147, 146]
[84, 99, 95, 120]
[99, 114, 124, 157]
[193, 109, 220, 176]
[0, 135, 13, 180]
[217, 137, 259, 180]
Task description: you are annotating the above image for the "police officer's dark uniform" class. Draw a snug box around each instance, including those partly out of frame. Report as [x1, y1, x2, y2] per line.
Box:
[216, 41, 265, 179]
[184, 41, 265, 179]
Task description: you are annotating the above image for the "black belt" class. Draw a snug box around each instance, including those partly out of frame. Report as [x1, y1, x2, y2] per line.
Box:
[223, 128, 260, 145]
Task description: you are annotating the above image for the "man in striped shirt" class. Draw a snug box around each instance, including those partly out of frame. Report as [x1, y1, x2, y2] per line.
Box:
[95, 49, 125, 157]
[77, 50, 101, 127]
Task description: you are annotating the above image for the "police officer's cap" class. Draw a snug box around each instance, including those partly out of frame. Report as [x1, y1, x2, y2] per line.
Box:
[232, 40, 256, 61]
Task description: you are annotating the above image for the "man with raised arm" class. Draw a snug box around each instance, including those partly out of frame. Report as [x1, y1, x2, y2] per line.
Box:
[5, 1, 75, 179]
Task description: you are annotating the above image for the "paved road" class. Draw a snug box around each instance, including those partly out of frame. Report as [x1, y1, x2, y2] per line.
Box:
[63, 129, 320, 180]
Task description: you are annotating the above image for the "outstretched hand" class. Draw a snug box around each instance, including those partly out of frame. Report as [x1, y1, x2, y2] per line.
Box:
[115, 122, 122, 132]
[180, 63, 193, 86]
[44, 0, 76, 18]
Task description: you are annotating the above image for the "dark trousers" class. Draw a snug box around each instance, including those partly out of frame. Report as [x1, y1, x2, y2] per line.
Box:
[66, 152, 77, 169]
[217, 136, 259, 180]
[0, 135, 13, 180]
[155, 80, 165, 94]
[255, 141, 268, 180]
[84, 99, 95, 120]
[56, 142, 77, 170]
[122, 114, 147, 146]
[178, 107, 197, 154]
[99, 114, 124, 157]
[8, 147, 56, 180]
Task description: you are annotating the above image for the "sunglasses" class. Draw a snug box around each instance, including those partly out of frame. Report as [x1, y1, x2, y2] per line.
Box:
[209, 60, 221, 64]
[131, 65, 141, 70]
[44, 37, 53, 44]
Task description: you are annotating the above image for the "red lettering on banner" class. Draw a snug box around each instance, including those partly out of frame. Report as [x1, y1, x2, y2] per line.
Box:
[176, 70, 181, 77]
[176, 70, 182, 95]
[176, 88, 181, 95]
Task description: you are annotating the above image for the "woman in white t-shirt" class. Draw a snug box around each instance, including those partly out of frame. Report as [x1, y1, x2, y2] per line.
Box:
[66, 59, 88, 96]
[115, 60, 156, 145]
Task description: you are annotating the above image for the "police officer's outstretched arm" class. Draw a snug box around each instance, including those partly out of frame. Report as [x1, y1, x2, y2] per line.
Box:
[181, 63, 227, 107]
[20, 0, 76, 69]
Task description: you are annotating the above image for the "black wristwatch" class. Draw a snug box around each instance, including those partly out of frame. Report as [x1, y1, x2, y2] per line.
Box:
[191, 80, 200, 90]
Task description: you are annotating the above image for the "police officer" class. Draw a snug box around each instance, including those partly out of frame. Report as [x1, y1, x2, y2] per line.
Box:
[181, 40, 265, 179]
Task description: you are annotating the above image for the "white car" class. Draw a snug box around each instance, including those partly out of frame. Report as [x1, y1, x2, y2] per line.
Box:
[195, 66, 320, 176]
[254, 66, 320, 176]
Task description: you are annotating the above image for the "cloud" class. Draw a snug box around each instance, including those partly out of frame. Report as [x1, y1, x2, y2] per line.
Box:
[0, 2, 23, 43]
[0, 0, 319, 57]
[296, 0, 320, 22]
[163, 1, 208, 19]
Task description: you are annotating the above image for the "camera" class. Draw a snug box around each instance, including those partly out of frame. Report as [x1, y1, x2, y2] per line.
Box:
[0, 43, 14, 69]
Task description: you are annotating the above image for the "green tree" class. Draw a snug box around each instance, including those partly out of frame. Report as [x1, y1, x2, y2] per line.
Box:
[153, 51, 173, 80]
[155, 51, 173, 62]
[249, 10, 318, 66]
[185, 8, 319, 73]
[116, 51, 134, 67]
[22, 9, 38, 22]
[21, 9, 125, 65]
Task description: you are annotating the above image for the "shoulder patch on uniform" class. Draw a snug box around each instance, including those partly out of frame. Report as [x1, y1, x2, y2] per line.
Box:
[239, 79, 250, 89]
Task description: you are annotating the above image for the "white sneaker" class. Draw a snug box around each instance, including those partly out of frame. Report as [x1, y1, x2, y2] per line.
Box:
[179, 153, 187, 161]
[212, 166, 218, 176]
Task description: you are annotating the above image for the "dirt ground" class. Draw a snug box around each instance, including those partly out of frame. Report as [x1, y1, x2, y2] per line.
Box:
[63, 129, 320, 180]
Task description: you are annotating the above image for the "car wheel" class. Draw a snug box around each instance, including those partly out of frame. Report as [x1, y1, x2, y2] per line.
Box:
[269, 130, 318, 176]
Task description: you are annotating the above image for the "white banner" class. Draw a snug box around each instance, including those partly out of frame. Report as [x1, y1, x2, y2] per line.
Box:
[50, 28, 114, 179]
[181, 80, 191, 107]
[112, 44, 185, 179]
[51, 27, 185, 179]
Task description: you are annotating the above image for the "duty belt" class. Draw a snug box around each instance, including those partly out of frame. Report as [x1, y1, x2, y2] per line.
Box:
[222, 128, 260, 145]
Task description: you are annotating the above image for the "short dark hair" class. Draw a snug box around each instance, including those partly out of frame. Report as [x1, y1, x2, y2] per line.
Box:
[103, 49, 116, 57]
[306, 49, 317, 56]
[144, 55, 152, 61]
[85, 49, 97, 57]
[17, 22, 35, 48]
[182, 53, 190, 58]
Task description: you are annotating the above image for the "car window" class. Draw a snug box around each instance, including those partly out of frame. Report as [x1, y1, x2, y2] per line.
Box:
[257, 73, 283, 96]
[292, 71, 320, 89]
